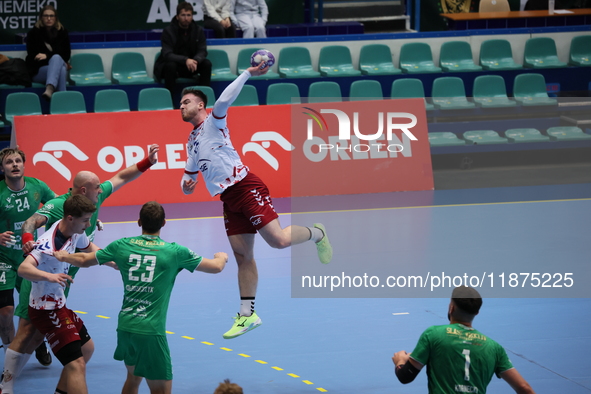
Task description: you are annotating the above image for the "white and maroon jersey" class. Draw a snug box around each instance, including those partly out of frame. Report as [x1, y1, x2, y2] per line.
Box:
[28, 220, 90, 310]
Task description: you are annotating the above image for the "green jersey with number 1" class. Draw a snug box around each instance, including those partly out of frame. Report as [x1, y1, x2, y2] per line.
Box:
[96, 235, 202, 336]
[410, 323, 514, 394]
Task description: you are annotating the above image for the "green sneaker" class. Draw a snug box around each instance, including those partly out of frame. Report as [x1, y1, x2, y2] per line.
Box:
[314, 223, 332, 264]
[222, 312, 262, 339]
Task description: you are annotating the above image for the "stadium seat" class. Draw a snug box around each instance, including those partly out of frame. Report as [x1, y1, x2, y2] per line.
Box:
[308, 81, 342, 103]
[359, 44, 402, 75]
[318, 45, 362, 77]
[208, 49, 238, 81]
[473, 75, 517, 108]
[187, 86, 216, 108]
[138, 88, 173, 111]
[463, 130, 509, 144]
[399, 43, 442, 74]
[232, 85, 258, 106]
[523, 37, 567, 69]
[431, 77, 476, 110]
[504, 128, 552, 143]
[4, 92, 42, 123]
[513, 74, 557, 106]
[237, 48, 280, 79]
[278, 47, 321, 78]
[428, 132, 468, 146]
[266, 83, 301, 105]
[50, 91, 87, 114]
[111, 52, 154, 85]
[349, 80, 383, 101]
[479, 39, 522, 70]
[94, 89, 130, 113]
[153, 52, 198, 84]
[569, 35, 591, 67]
[479, 0, 510, 12]
[546, 126, 591, 140]
[69, 53, 112, 86]
[439, 41, 482, 72]
[390, 79, 434, 111]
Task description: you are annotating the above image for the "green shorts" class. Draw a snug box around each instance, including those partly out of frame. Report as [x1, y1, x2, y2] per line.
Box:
[0, 262, 17, 292]
[114, 330, 172, 381]
[14, 278, 31, 320]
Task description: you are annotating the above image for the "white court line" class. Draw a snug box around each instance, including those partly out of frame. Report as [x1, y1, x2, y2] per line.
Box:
[392, 312, 410, 315]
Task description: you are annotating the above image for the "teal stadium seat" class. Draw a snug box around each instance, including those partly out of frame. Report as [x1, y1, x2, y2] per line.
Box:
[463, 130, 509, 144]
[569, 35, 591, 66]
[266, 83, 301, 105]
[473, 75, 517, 108]
[50, 91, 87, 114]
[428, 132, 468, 146]
[359, 44, 402, 75]
[513, 74, 557, 106]
[138, 88, 173, 111]
[94, 89, 130, 113]
[111, 52, 154, 85]
[390, 79, 434, 111]
[523, 37, 567, 69]
[308, 81, 342, 103]
[4, 92, 42, 123]
[479, 39, 522, 70]
[439, 41, 482, 72]
[278, 47, 321, 78]
[187, 86, 216, 108]
[69, 53, 112, 86]
[546, 126, 591, 140]
[504, 128, 552, 143]
[208, 49, 238, 81]
[237, 48, 280, 79]
[232, 85, 258, 106]
[432, 77, 476, 110]
[399, 43, 442, 74]
[349, 80, 383, 101]
[318, 45, 362, 77]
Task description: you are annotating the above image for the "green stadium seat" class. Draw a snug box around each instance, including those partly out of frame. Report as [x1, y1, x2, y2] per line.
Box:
[111, 52, 154, 85]
[524, 37, 567, 69]
[308, 81, 342, 103]
[206, 49, 237, 81]
[266, 83, 301, 105]
[237, 48, 280, 79]
[349, 80, 383, 101]
[439, 41, 482, 72]
[399, 43, 442, 74]
[0, 84, 26, 89]
[50, 91, 87, 114]
[4, 92, 42, 123]
[546, 126, 591, 140]
[432, 77, 476, 110]
[473, 75, 517, 108]
[318, 45, 362, 77]
[569, 35, 591, 67]
[187, 86, 216, 108]
[232, 85, 258, 106]
[479, 39, 522, 70]
[138, 88, 173, 111]
[94, 89, 130, 113]
[390, 79, 434, 111]
[278, 47, 321, 78]
[504, 128, 552, 143]
[359, 44, 402, 75]
[428, 132, 468, 146]
[513, 74, 557, 106]
[69, 53, 112, 86]
[463, 130, 509, 144]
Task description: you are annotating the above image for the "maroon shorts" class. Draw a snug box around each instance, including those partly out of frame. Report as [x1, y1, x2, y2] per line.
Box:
[220, 172, 279, 236]
[29, 306, 84, 354]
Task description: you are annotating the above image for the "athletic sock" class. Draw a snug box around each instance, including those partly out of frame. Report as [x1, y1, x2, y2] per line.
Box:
[307, 226, 324, 243]
[55, 389, 67, 394]
[239, 297, 255, 317]
[2, 349, 30, 393]
[1, 342, 9, 354]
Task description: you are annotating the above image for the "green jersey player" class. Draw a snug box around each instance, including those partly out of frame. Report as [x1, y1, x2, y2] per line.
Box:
[393, 286, 535, 394]
[55, 201, 228, 394]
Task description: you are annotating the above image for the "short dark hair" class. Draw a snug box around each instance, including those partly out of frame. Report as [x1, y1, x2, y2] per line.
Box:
[213, 379, 243, 394]
[181, 88, 208, 108]
[63, 195, 96, 219]
[451, 286, 483, 316]
[177, 1, 194, 16]
[0, 148, 26, 165]
[139, 201, 166, 233]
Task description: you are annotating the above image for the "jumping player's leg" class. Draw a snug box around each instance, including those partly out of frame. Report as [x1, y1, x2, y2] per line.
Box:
[257, 218, 314, 249]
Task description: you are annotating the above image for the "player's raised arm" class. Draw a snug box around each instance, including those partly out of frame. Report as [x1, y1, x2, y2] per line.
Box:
[18, 255, 72, 286]
[109, 144, 159, 192]
[196, 252, 228, 273]
[211, 64, 268, 119]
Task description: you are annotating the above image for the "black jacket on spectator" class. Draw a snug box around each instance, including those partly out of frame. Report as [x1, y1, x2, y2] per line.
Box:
[25, 26, 71, 77]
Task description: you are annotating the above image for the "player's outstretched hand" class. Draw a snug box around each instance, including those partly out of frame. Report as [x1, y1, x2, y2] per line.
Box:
[148, 144, 160, 164]
[247, 63, 269, 77]
[182, 178, 197, 195]
[49, 273, 73, 287]
[0, 231, 16, 247]
[53, 250, 70, 262]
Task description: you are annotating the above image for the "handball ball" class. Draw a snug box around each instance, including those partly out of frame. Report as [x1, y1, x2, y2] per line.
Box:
[250, 49, 275, 68]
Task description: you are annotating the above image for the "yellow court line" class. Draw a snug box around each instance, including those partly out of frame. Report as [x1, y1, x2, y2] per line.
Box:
[317, 388, 328, 392]
[238, 353, 251, 358]
[96, 315, 110, 319]
[74, 310, 87, 314]
[271, 366, 284, 371]
[287, 373, 300, 378]
[166, 331, 174, 334]
[220, 347, 232, 351]
[201, 341, 214, 345]
[182, 336, 194, 340]
[303, 380, 314, 385]
[255, 360, 268, 364]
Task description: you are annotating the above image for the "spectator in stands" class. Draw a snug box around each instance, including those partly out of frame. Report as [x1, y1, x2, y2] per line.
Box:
[154, 1, 212, 96]
[203, 0, 237, 38]
[213, 379, 243, 394]
[25, 5, 70, 101]
[232, 0, 269, 38]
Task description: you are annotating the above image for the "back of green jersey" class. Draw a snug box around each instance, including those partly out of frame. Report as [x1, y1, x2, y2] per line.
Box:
[96, 235, 202, 335]
[411, 324, 513, 394]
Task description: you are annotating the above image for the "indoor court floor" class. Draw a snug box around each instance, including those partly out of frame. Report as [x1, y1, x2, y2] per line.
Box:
[11, 183, 591, 393]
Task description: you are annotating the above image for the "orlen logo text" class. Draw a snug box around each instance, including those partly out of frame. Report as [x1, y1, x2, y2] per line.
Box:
[302, 108, 418, 162]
